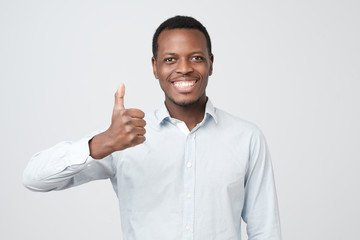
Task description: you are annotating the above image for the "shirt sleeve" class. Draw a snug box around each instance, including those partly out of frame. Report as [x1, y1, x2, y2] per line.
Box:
[241, 129, 282, 240]
[23, 132, 116, 192]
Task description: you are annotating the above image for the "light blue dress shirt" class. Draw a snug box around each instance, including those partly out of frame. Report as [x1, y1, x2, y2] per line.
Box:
[23, 100, 281, 240]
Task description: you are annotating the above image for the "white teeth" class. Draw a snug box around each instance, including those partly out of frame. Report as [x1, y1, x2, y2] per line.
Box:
[173, 81, 196, 88]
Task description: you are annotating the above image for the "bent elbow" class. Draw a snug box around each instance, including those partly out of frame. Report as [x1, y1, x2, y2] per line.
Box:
[22, 170, 54, 192]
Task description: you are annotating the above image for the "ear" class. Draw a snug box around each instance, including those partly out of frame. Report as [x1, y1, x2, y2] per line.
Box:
[209, 54, 214, 76]
[151, 57, 159, 79]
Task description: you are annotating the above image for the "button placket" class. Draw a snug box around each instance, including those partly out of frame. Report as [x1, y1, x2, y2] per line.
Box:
[183, 133, 196, 239]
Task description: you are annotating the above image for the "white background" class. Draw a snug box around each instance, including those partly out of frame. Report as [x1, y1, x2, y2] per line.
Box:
[1, 0, 359, 239]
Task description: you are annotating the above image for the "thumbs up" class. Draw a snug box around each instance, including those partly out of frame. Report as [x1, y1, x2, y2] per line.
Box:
[111, 83, 146, 147]
[89, 84, 146, 159]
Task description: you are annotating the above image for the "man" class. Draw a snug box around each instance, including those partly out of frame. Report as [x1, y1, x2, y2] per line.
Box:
[23, 16, 281, 239]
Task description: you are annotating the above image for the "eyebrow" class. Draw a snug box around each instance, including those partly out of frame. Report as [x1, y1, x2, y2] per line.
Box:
[162, 51, 206, 56]
[163, 53, 177, 56]
[191, 51, 206, 55]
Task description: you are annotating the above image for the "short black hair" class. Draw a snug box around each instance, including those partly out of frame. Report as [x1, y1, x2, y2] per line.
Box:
[152, 15, 212, 59]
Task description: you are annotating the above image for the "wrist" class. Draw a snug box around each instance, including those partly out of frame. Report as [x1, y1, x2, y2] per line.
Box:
[89, 131, 114, 159]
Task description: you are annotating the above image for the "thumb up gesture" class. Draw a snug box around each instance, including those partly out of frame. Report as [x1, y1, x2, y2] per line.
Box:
[89, 84, 146, 159]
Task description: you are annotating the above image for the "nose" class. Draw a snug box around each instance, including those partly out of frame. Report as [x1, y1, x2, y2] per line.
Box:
[176, 58, 193, 75]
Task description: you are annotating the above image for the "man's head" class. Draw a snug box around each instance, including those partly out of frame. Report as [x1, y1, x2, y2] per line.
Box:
[152, 15, 212, 60]
[152, 16, 214, 108]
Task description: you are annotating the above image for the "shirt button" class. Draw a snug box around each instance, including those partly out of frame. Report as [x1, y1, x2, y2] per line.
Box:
[185, 225, 191, 230]
[186, 193, 192, 199]
[186, 162, 192, 168]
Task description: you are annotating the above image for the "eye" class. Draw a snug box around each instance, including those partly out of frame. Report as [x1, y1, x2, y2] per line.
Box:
[164, 57, 176, 63]
[192, 56, 205, 62]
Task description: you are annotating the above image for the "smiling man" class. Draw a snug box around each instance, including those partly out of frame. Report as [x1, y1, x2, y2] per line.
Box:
[23, 16, 281, 240]
[152, 27, 213, 131]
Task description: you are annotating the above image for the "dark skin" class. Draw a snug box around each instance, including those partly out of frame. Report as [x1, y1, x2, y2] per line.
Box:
[89, 83, 146, 159]
[89, 28, 213, 159]
[152, 29, 214, 130]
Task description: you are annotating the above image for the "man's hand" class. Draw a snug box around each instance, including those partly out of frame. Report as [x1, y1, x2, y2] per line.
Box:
[89, 84, 146, 159]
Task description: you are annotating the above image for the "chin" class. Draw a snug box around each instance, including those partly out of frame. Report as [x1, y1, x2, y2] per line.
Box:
[168, 95, 202, 107]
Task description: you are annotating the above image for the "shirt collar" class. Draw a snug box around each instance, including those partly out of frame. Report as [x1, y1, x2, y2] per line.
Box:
[154, 98, 218, 126]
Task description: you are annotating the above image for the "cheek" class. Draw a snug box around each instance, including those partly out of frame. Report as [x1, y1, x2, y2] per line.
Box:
[197, 66, 210, 78]
[158, 66, 174, 79]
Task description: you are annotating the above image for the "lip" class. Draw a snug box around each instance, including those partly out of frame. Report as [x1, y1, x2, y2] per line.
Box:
[170, 76, 198, 82]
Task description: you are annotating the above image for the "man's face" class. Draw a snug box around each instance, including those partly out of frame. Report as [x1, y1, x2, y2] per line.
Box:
[152, 29, 213, 107]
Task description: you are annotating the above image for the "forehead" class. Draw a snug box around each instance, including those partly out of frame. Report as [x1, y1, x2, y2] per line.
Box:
[157, 29, 208, 54]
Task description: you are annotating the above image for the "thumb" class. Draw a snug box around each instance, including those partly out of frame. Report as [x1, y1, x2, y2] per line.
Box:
[114, 83, 125, 109]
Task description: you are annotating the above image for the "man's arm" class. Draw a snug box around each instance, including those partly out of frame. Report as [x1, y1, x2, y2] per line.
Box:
[23, 84, 146, 191]
[242, 129, 281, 240]
[22, 134, 113, 192]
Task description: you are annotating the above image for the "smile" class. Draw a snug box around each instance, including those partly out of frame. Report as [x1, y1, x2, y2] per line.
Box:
[173, 80, 197, 88]
[171, 80, 198, 92]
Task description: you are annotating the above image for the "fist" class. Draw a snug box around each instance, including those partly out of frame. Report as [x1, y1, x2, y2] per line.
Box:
[106, 84, 146, 151]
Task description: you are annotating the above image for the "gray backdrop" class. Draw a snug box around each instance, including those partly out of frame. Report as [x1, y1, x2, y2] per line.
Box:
[1, 0, 359, 239]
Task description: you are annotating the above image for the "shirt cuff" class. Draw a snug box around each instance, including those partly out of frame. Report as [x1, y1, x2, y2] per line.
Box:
[65, 135, 96, 167]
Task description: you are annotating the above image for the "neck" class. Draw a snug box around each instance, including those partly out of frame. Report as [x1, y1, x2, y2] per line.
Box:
[165, 96, 207, 131]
